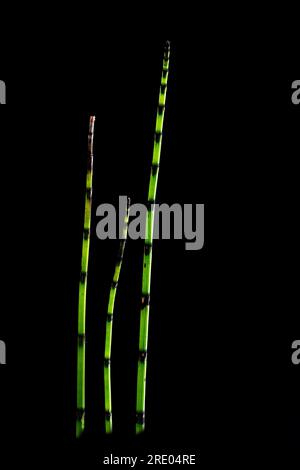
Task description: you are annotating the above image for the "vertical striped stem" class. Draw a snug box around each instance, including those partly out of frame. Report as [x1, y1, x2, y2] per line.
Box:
[136, 41, 171, 434]
[76, 115, 96, 438]
[104, 198, 131, 433]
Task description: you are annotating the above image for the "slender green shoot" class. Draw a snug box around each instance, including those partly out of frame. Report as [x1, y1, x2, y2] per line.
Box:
[104, 197, 131, 433]
[136, 41, 171, 434]
[76, 115, 96, 438]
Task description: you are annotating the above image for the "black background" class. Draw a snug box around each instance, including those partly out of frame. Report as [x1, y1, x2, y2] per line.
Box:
[0, 39, 299, 465]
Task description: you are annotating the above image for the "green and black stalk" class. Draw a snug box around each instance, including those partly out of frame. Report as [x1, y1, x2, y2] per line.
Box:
[104, 197, 131, 433]
[136, 41, 171, 434]
[76, 115, 96, 438]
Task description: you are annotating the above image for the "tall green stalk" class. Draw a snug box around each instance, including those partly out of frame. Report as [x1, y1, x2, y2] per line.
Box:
[104, 198, 131, 433]
[136, 41, 171, 434]
[76, 115, 96, 438]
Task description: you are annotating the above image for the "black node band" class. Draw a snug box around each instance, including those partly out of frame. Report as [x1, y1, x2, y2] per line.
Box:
[117, 240, 126, 256]
[155, 131, 162, 143]
[144, 244, 152, 256]
[83, 228, 90, 240]
[104, 358, 111, 367]
[151, 163, 160, 176]
[116, 253, 124, 264]
[139, 350, 148, 362]
[105, 411, 112, 420]
[160, 84, 167, 93]
[76, 408, 85, 420]
[116, 242, 126, 262]
[86, 187, 92, 200]
[146, 200, 155, 211]
[136, 412, 145, 425]
[158, 104, 165, 115]
[80, 271, 87, 283]
[78, 333, 86, 345]
[106, 314, 113, 323]
[112, 280, 118, 288]
[141, 294, 151, 307]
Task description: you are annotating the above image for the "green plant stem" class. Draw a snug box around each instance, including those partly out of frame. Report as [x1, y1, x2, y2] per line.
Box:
[136, 41, 171, 434]
[76, 115, 96, 438]
[104, 197, 130, 433]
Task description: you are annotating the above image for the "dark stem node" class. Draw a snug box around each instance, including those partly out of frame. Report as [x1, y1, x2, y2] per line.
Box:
[83, 228, 90, 240]
[155, 131, 162, 143]
[158, 104, 165, 115]
[141, 294, 151, 307]
[78, 333, 86, 345]
[76, 408, 85, 420]
[86, 187, 92, 200]
[139, 350, 148, 362]
[151, 163, 160, 176]
[136, 412, 145, 425]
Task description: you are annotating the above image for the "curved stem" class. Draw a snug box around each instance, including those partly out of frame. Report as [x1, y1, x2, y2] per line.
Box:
[136, 41, 171, 434]
[104, 197, 130, 433]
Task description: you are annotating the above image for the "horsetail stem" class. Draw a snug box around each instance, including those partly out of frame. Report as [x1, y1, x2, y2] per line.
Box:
[76, 115, 96, 438]
[136, 41, 171, 434]
[104, 197, 131, 433]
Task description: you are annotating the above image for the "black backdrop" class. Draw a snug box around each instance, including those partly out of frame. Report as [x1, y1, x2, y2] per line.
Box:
[0, 39, 299, 465]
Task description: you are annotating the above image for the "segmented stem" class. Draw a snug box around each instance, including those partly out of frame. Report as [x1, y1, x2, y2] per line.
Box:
[136, 41, 171, 434]
[76, 115, 96, 438]
[104, 198, 131, 433]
